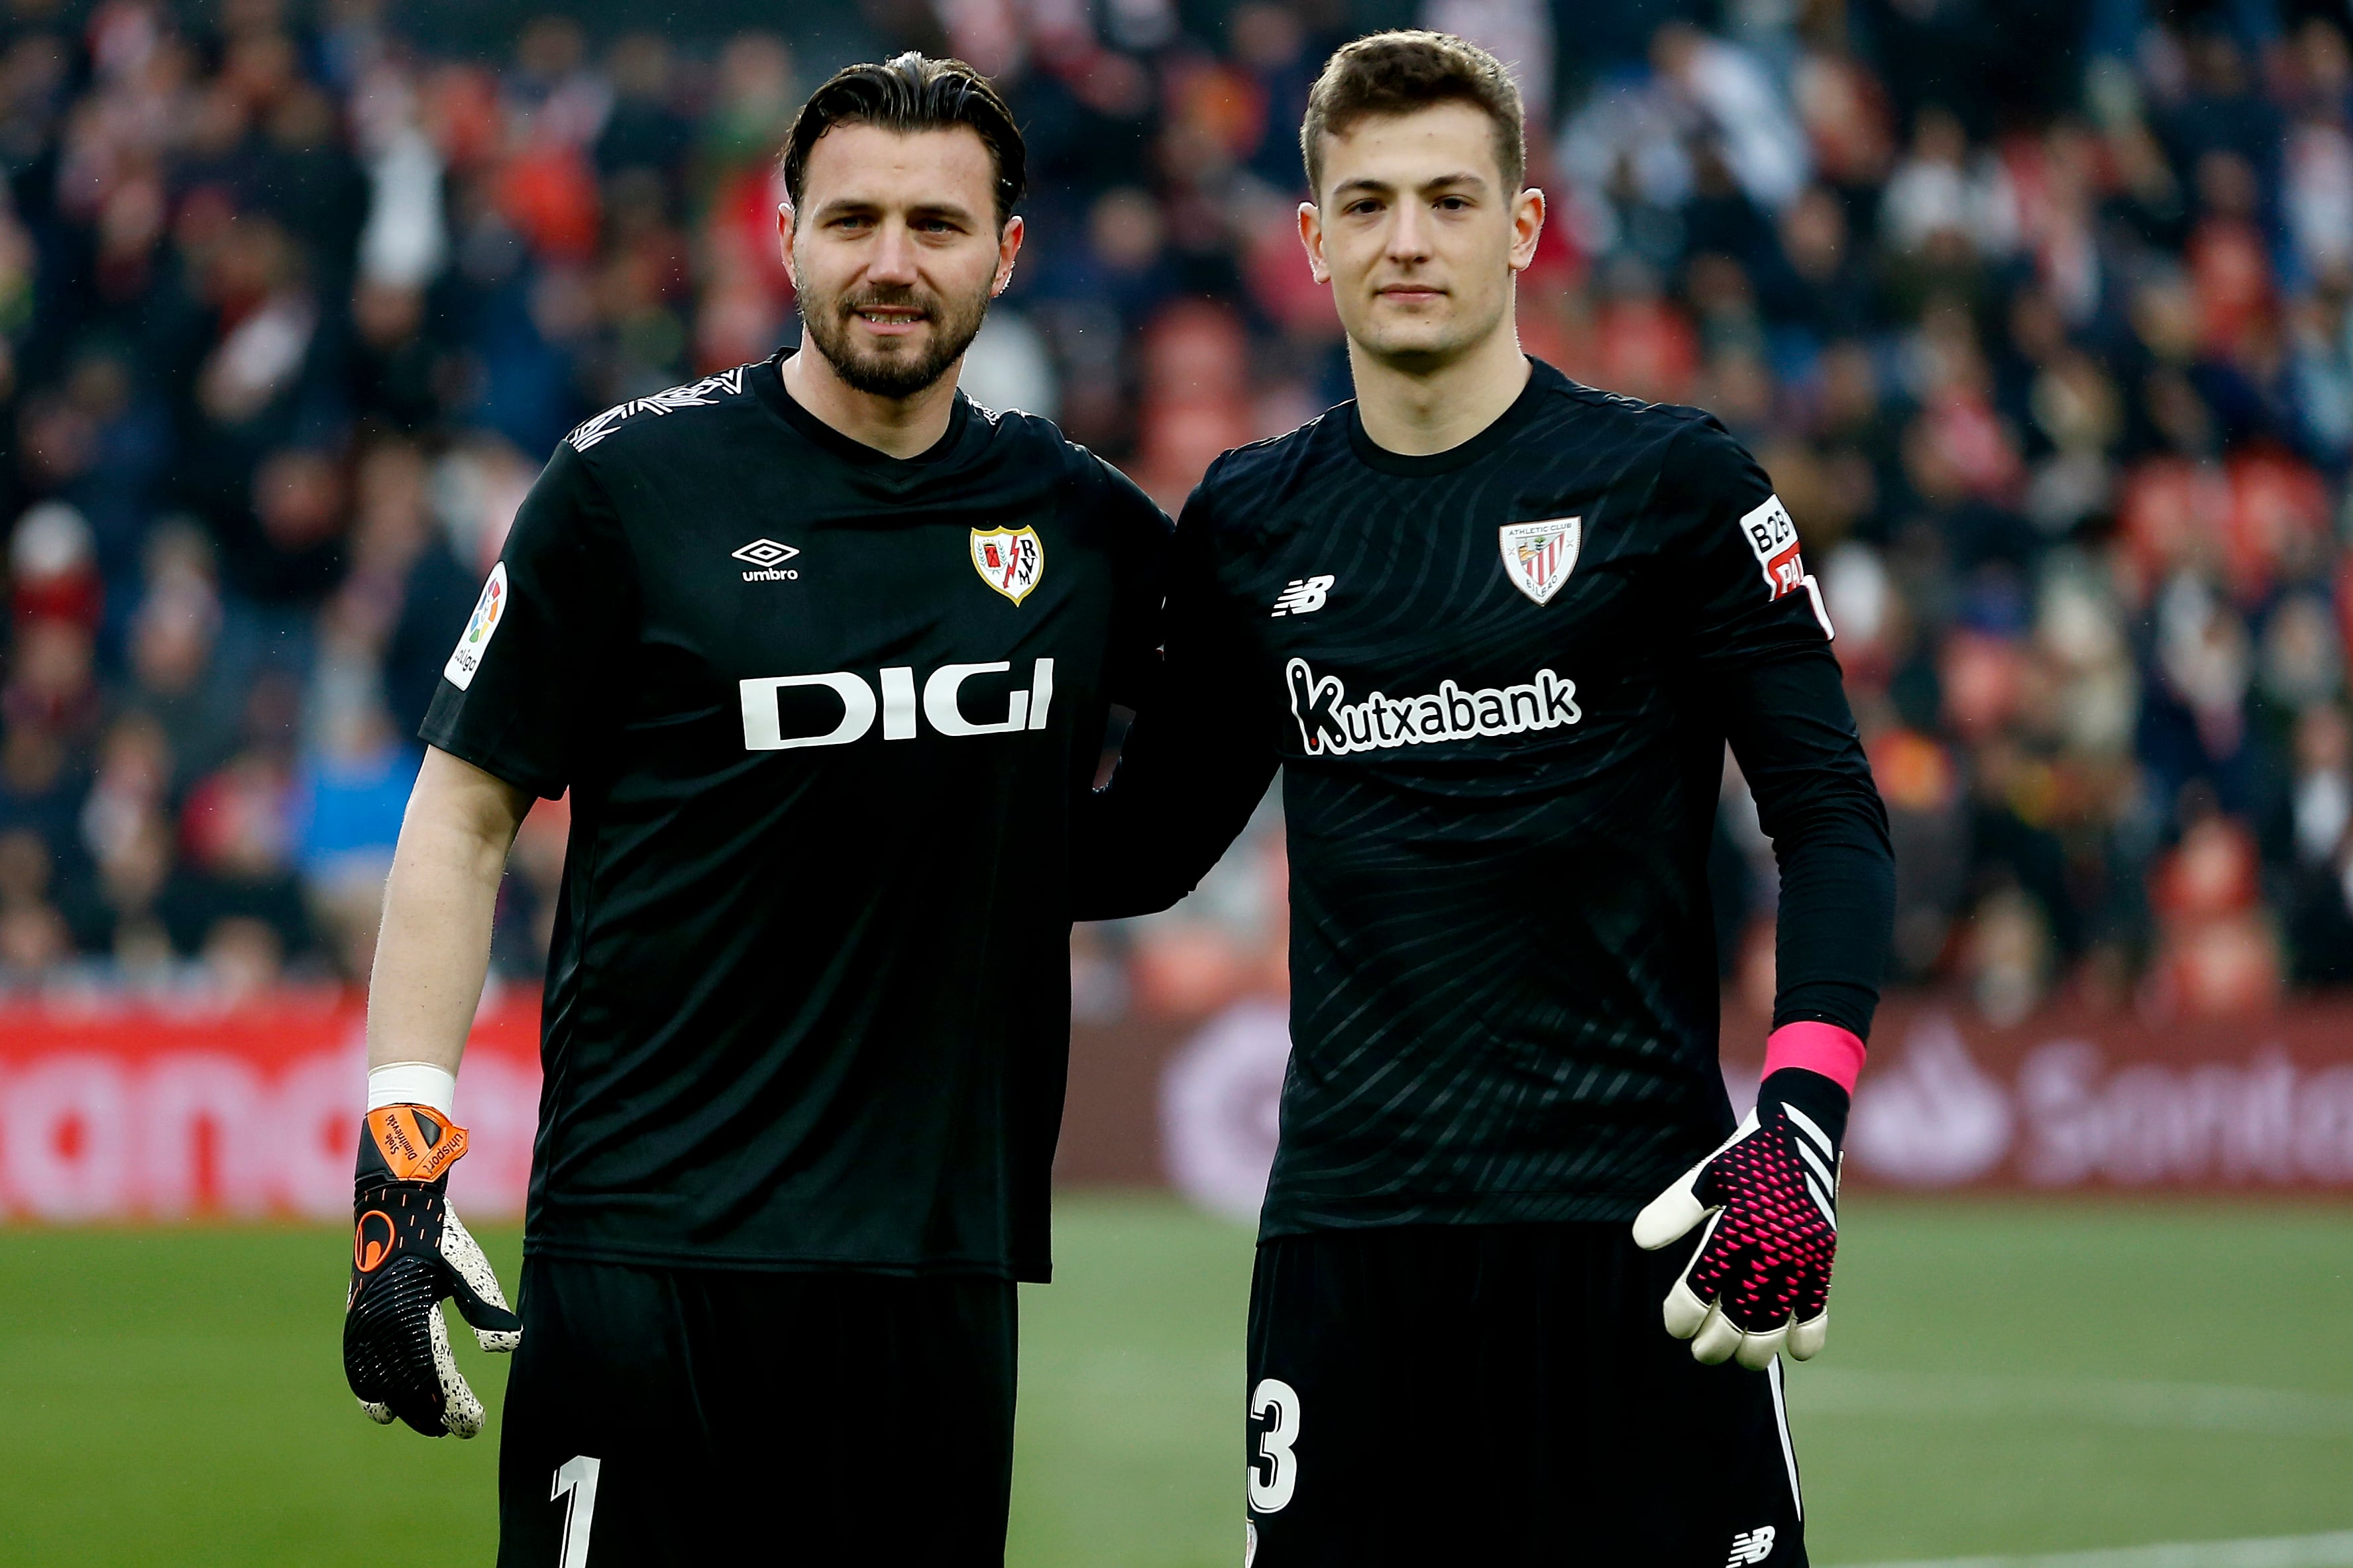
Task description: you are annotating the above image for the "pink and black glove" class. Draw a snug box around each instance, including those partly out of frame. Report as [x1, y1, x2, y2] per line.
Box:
[1633, 1024, 1862, 1369]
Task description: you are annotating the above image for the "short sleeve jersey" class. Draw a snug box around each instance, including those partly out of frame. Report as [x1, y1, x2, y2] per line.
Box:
[1089, 359, 1879, 1237]
[423, 354, 1168, 1280]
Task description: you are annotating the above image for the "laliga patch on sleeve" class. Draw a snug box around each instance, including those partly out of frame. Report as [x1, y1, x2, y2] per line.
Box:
[443, 562, 508, 692]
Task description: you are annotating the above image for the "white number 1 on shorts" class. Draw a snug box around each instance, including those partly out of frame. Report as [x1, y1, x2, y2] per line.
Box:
[553, 1455, 602, 1567]
[1249, 1379, 1300, 1512]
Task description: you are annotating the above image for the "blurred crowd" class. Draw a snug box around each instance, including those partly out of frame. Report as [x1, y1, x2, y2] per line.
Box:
[0, 0, 2349, 1023]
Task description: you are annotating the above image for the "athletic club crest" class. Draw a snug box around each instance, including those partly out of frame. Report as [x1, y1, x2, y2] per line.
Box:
[1498, 517, 1580, 605]
[970, 526, 1044, 605]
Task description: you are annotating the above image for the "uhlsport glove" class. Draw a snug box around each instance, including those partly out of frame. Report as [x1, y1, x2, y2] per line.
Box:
[1632, 1067, 1847, 1370]
[343, 1104, 521, 1436]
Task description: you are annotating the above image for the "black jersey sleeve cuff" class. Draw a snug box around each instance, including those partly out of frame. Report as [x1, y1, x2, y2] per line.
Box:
[416, 723, 567, 802]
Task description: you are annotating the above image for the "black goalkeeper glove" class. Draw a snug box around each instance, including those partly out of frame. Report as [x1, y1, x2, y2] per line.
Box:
[1632, 1067, 1847, 1370]
[343, 1105, 521, 1437]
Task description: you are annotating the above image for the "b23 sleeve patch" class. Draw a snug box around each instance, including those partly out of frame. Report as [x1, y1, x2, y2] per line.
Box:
[1737, 495, 1833, 640]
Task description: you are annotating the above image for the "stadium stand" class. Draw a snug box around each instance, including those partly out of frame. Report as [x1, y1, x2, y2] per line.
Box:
[1, 0, 2350, 1031]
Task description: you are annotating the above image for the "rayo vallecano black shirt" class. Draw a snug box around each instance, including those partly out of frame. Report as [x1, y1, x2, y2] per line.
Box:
[424, 352, 1166, 1279]
[1074, 359, 1891, 1237]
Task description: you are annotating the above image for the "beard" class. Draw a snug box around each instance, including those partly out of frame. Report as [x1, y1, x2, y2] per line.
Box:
[797, 276, 992, 399]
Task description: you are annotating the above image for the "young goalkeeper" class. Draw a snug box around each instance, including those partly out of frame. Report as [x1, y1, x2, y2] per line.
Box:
[1074, 31, 1893, 1567]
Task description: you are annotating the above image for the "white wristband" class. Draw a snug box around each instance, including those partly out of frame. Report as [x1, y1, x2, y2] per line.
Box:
[367, 1062, 459, 1118]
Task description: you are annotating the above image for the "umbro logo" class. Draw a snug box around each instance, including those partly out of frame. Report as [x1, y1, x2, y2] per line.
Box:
[1727, 1525, 1777, 1564]
[1271, 575, 1335, 617]
[734, 539, 800, 582]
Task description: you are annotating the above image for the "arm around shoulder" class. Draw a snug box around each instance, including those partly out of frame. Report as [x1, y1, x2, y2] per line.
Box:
[1069, 463, 1278, 920]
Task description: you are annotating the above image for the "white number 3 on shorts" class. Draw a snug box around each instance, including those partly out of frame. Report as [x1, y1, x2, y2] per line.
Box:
[1248, 1378, 1300, 1514]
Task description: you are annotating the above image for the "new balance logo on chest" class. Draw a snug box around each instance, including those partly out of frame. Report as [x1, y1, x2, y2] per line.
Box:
[1727, 1525, 1777, 1564]
[1270, 575, 1335, 617]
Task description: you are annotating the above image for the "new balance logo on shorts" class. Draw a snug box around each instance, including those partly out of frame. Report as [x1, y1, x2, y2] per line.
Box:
[1727, 1524, 1778, 1563]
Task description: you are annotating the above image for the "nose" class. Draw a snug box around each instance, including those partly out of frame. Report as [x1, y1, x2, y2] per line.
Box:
[868, 218, 921, 285]
[1386, 201, 1433, 266]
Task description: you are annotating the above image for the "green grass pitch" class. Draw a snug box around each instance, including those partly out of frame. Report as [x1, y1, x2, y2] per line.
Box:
[0, 1196, 2346, 1565]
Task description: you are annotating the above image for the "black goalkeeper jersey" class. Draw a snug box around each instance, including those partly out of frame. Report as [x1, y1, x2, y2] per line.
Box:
[1074, 358, 1890, 1237]
[423, 352, 1167, 1280]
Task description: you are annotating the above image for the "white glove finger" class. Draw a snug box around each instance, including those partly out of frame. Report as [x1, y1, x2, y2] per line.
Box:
[1691, 1302, 1743, 1365]
[358, 1398, 394, 1426]
[1662, 1275, 1712, 1340]
[430, 1304, 488, 1438]
[439, 1210, 522, 1353]
[1733, 1319, 1788, 1371]
[1660, 1209, 1724, 1339]
[1631, 1166, 1710, 1251]
[1787, 1308, 1830, 1361]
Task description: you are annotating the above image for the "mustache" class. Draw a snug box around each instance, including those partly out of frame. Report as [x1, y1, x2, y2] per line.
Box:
[838, 287, 938, 319]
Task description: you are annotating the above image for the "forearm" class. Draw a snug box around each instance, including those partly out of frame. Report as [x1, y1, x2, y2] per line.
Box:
[1071, 727, 1276, 921]
[1071, 784, 1191, 919]
[366, 749, 530, 1082]
[1722, 651, 1894, 1045]
[1768, 799, 1894, 1039]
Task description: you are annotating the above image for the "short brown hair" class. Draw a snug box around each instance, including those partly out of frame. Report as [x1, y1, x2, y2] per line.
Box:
[1300, 30, 1526, 201]
[783, 53, 1026, 229]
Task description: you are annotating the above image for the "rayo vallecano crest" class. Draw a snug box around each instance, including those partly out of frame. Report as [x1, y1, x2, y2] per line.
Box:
[971, 526, 1044, 604]
[1499, 517, 1580, 605]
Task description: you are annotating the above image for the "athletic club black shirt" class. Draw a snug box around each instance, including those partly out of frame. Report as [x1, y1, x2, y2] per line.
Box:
[424, 353, 1167, 1279]
[1073, 359, 1892, 1237]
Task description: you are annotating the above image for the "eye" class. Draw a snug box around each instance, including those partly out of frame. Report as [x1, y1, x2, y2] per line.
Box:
[1435, 195, 1472, 211]
[1345, 199, 1382, 217]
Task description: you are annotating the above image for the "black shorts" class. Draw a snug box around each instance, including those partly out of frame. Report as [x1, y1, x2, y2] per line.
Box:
[1244, 1222, 1806, 1568]
[496, 1255, 1017, 1567]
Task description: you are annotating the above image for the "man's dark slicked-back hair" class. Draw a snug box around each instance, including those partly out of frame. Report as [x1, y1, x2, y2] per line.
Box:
[782, 52, 1026, 228]
[1300, 30, 1526, 201]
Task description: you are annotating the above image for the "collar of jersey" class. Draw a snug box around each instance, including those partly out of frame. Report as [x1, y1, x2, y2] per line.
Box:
[751, 350, 974, 472]
[1343, 356, 1559, 477]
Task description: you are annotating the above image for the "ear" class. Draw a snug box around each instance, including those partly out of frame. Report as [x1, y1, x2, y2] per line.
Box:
[1507, 187, 1546, 274]
[777, 199, 798, 287]
[991, 214, 1026, 298]
[1297, 201, 1329, 285]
